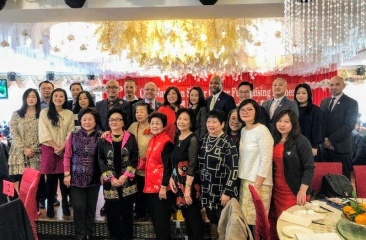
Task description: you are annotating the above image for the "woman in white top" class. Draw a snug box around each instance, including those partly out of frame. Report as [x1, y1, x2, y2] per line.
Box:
[39, 88, 74, 218]
[238, 99, 274, 227]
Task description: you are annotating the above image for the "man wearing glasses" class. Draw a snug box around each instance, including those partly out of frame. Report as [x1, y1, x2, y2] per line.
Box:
[96, 80, 132, 131]
[237, 81, 269, 127]
[132, 82, 162, 122]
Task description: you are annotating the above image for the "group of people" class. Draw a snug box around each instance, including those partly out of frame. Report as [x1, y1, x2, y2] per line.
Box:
[1, 74, 359, 240]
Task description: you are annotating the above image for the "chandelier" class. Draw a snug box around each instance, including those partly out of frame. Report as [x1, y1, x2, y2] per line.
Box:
[284, 0, 366, 75]
[96, 18, 292, 77]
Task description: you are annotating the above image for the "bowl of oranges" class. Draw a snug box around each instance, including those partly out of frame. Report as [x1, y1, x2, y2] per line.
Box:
[342, 200, 366, 228]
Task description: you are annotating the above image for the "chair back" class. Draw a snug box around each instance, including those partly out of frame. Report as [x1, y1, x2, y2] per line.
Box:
[19, 168, 41, 240]
[312, 162, 342, 193]
[249, 185, 271, 240]
[354, 165, 366, 198]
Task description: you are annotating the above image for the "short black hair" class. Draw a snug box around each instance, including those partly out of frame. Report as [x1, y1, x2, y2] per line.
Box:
[238, 81, 253, 91]
[135, 102, 153, 115]
[106, 108, 127, 130]
[237, 99, 262, 124]
[38, 80, 54, 90]
[78, 107, 101, 129]
[69, 82, 83, 91]
[206, 109, 226, 125]
[148, 111, 168, 127]
[176, 108, 197, 132]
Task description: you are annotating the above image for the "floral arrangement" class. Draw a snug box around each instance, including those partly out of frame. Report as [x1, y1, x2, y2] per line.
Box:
[143, 128, 151, 135]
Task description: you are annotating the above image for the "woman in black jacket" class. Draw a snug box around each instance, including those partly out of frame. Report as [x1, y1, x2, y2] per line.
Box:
[98, 108, 138, 240]
[294, 83, 324, 157]
[271, 109, 315, 219]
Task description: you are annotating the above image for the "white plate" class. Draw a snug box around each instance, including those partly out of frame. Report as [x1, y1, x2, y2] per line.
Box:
[305, 202, 328, 213]
[282, 226, 314, 238]
[293, 210, 325, 221]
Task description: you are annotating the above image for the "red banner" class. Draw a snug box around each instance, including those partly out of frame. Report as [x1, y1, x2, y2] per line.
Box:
[103, 71, 336, 106]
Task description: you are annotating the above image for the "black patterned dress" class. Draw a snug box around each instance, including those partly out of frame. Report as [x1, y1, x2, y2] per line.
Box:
[198, 133, 239, 210]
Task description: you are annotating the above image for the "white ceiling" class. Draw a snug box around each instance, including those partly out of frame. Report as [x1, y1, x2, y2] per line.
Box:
[0, 0, 363, 67]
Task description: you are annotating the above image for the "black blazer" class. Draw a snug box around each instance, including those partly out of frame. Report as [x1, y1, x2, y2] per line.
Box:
[205, 91, 236, 117]
[67, 100, 74, 111]
[320, 94, 358, 153]
[96, 98, 132, 131]
[280, 135, 315, 196]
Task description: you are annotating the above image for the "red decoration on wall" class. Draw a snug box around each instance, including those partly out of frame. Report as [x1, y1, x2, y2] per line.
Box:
[102, 71, 336, 106]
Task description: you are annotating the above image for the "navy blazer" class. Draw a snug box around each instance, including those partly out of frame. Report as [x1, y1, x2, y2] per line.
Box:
[205, 91, 236, 117]
[96, 98, 132, 131]
[320, 94, 358, 153]
[262, 96, 299, 133]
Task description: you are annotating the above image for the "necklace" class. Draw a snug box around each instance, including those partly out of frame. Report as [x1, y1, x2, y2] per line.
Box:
[112, 134, 123, 142]
[204, 135, 222, 152]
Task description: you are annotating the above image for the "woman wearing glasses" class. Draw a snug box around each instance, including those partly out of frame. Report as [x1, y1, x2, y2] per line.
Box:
[98, 108, 138, 240]
[237, 99, 274, 229]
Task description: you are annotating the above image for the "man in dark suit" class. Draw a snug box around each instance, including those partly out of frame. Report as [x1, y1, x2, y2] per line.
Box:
[96, 80, 132, 131]
[205, 76, 236, 118]
[262, 78, 298, 133]
[67, 82, 83, 111]
[319, 76, 358, 179]
[132, 81, 162, 122]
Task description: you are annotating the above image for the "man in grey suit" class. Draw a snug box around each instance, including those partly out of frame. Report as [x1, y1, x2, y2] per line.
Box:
[96, 80, 132, 131]
[132, 82, 162, 122]
[262, 78, 299, 133]
[319, 76, 358, 179]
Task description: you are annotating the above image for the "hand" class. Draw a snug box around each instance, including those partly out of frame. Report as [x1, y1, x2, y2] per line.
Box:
[23, 148, 34, 158]
[54, 146, 64, 156]
[159, 186, 167, 200]
[117, 175, 127, 186]
[100, 131, 110, 139]
[220, 194, 230, 207]
[184, 187, 192, 205]
[63, 176, 71, 188]
[323, 138, 335, 150]
[296, 189, 307, 206]
[111, 177, 120, 187]
[169, 177, 177, 193]
[312, 148, 318, 156]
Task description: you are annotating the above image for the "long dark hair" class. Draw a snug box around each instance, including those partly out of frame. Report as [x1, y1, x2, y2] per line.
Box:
[273, 109, 301, 149]
[225, 108, 242, 135]
[47, 88, 69, 126]
[73, 91, 95, 114]
[188, 87, 206, 111]
[294, 83, 313, 113]
[163, 86, 182, 107]
[17, 88, 41, 118]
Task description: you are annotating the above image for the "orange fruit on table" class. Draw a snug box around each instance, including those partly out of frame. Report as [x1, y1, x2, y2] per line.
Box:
[343, 206, 356, 217]
[354, 213, 366, 225]
[360, 203, 366, 212]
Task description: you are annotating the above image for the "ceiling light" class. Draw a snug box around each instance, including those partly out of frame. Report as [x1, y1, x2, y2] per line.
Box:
[65, 0, 86, 8]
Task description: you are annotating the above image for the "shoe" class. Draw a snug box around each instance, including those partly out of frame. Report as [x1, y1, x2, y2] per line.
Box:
[63, 205, 71, 216]
[54, 198, 60, 206]
[47, 205, 55, 218]
[100, 205, 106, 216]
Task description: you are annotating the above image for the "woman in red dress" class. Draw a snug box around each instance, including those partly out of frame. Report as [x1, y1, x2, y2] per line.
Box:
[270, 109, 315, 225]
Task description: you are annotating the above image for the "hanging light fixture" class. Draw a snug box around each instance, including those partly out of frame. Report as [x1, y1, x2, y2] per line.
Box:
[64, 0, 86, 8]
[284, 0, 366, 75]
[0, 0, 7, 11]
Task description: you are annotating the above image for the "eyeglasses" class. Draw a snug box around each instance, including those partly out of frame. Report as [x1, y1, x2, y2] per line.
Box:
[106, 86, 119, 90]
[239, 108, 254, 113]
[108, 118, 123, 123]
[239, 90, 251, 94]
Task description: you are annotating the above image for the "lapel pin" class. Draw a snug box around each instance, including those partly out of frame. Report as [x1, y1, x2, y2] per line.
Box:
[287, 151, 291, 155]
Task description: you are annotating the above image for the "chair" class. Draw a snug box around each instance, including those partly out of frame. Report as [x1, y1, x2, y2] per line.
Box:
[311, 162, 342, 194]
[19, 168, 41, 240]
[249, 184, 270, 240]
[353, 166, 366, 198]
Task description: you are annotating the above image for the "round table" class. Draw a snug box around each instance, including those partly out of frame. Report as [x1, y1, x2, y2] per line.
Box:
[276, 202, 342, 240]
